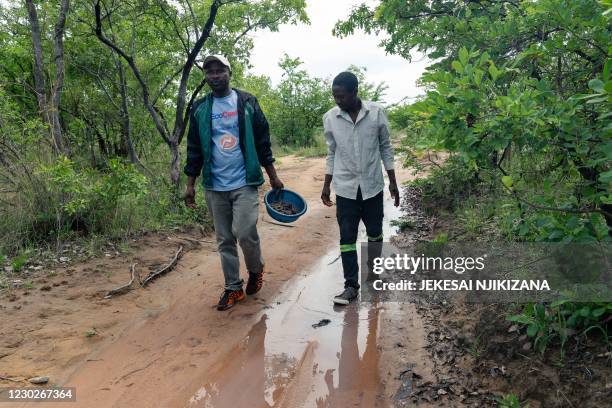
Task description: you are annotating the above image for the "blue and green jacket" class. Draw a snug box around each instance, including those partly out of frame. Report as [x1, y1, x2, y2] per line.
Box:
[183, 88, 274, 189]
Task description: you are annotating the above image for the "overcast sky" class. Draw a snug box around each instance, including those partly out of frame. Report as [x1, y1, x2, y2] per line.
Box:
[249, 0, 430, 105]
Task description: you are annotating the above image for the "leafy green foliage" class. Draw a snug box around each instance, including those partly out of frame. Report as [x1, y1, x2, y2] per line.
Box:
[39, 157, 148, 232]
[238, 55, 388, 151]
[390, 217, 415, 231]
[409, 156, 479, 213]
[507, 301, 611, 354]
[0, 1, 309, 254]
[11, 252, 29, 273]
[267, 54, 334, 147]
[354, 0, 611, 241]
[431, 232, 449, 244]
[551, 299, 612, 333]
[343, 0, 612, 359]
[496, 393, 526, 408]
[85, 328, 98, 338]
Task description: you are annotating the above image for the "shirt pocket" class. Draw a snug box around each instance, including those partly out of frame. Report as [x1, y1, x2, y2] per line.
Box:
[361, 128, 380, 155]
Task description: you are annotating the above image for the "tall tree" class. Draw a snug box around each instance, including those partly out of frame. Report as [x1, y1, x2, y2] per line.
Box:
[25, 0, 70, 154]
[337, 0, 611, 239]
[93, 0, 308, 187]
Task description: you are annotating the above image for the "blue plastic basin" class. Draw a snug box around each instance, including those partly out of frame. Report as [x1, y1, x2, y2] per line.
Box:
[264, 189, 307, 223]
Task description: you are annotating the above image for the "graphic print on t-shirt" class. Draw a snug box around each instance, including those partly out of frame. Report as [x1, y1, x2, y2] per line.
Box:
[210, 90, 247, 191]
[219, 134, 238, 150]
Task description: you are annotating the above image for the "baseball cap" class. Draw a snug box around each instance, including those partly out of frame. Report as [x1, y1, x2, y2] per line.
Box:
[203, 54, 231, 71]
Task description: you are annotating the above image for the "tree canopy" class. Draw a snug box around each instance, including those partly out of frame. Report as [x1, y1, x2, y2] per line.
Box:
[338, 0, 611, 241]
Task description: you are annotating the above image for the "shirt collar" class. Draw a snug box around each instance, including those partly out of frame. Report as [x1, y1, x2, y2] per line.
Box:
[335, 101, 370, 116]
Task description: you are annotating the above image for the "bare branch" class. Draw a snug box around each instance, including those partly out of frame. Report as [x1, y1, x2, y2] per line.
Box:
[172, 0, 221, 141]
[104, 263, 139, 298]
[158, 1, 189, 55]
[230, 13, 287, 47]
[94, 0, 171, 145]
[141, 246, 184, 286]
[503, 184, 612, 219]
[178, 77, 207, 145]
[183, 0, 200, 38]
[51, 0, 69, 109]
[24, 0, 46, 108]
[427, 151, 444, 170]
[71, 61, 122, 111]
[151, 66, 183, 106]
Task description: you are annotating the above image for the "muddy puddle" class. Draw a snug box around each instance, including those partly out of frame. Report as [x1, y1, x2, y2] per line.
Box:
[185, 195, 404, 407]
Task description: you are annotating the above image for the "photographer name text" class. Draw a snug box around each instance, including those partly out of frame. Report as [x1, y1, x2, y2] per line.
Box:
[372, 279, 550, 291]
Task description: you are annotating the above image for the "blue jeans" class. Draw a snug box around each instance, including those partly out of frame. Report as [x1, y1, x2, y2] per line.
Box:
[205, 186, 264, 291]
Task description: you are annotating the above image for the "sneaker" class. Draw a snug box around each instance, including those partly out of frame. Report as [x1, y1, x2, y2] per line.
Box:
[217, 289, 246, 311]
[333, 286, 359, 305]
[246, 266, 265, 295]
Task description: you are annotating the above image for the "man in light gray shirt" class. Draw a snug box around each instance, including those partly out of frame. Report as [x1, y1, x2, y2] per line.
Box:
[321, 71, 399, 305]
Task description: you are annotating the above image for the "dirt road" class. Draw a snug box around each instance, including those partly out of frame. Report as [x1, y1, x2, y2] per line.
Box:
[1, 155, 433, 408]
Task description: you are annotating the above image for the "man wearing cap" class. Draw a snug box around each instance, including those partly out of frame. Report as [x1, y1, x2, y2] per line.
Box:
[184, 55, 284, 311]
[321, 71, 399, 305]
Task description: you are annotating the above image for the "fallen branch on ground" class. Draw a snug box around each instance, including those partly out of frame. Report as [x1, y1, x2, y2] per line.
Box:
[0, 375, 22, 382]
[141, 246, 184, 287]
[177, 236, 202, 245]
[179, 236, 215, 245]
[104, 263, 138, 299]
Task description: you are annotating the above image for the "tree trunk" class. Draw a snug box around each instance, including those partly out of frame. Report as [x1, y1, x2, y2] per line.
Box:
[25, 0, 54, 149]
[51, 0, 70, 154]
[576, 166, 612, 237]
[169, 141, 181, 189]
[87, 127, 97, 168]
[114, 55, 138, 164]
[95, 127, 108, 158]
[25, 0, 69, 154]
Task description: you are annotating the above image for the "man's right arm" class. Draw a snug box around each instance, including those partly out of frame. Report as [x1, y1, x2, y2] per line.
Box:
[184, 109, 203, 208]
[321, 114, 335, 207]
[321, 174, 334, 207]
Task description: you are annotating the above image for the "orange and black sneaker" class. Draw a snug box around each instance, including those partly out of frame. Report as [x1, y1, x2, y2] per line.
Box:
[246, 267, 265, 295]
[217, 289, 245, 311]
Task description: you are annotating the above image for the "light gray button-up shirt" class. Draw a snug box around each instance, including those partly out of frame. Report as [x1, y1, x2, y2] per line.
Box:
[323, 101, 395, 200]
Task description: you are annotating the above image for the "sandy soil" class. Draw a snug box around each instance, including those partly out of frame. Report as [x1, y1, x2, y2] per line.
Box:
[0, 155, 431, 408]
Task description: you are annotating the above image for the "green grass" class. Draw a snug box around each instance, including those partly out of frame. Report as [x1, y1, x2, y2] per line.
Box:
[466, 332, 485, 358]
[431, 232, 449, 244]
[390, 218, 416, 230]
[11, 252, 29, 272]
[496, 393, 526, 408]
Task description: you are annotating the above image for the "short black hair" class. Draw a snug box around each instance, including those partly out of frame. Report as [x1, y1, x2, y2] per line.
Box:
[332, 71, 358, 92]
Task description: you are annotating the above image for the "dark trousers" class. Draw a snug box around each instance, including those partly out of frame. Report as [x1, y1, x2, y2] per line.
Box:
[336, 188, 384, 289]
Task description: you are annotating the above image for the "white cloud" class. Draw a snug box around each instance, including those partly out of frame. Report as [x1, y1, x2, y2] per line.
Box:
[249, 0, 429, 105]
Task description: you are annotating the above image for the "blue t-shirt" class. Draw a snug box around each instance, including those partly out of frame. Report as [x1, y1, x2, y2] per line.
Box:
[210, 90, 247, 191]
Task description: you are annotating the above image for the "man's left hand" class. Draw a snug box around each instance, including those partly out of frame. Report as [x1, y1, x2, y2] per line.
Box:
[389, 181, 400, 207]
[270, 176, 284, 190]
